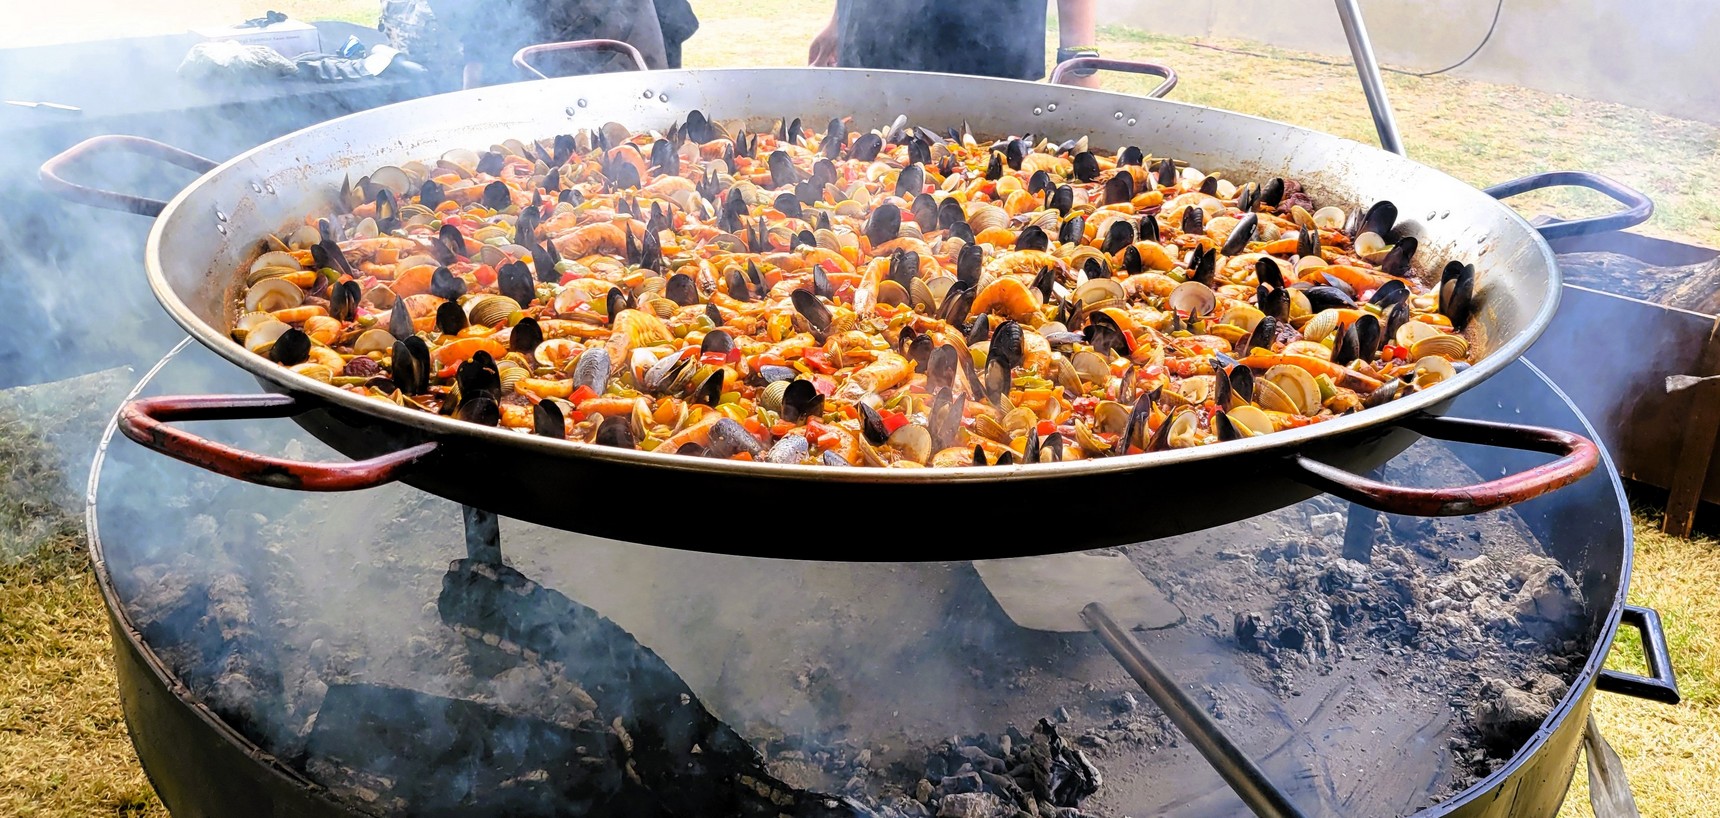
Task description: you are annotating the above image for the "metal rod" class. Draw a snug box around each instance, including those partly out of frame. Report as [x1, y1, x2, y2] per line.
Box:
[1082, 603, 1307, 818]
[1342, 502, 1379, 563]
[463, 504, 502, 565]
[1332, 0, 1406, 156]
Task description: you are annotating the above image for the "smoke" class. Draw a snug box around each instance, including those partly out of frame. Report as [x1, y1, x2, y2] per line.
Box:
[6, 12, 1634, 815]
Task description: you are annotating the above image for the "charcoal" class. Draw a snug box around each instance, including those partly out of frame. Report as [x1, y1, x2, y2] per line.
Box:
[936, 792, 1009, 818]
[1023, 719, 1101, 808]
[303, 682, 659, 818]
[438, 559, 870, 818]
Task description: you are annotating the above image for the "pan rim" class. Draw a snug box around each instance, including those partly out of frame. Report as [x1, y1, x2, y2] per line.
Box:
[143, 67, 1562, 484]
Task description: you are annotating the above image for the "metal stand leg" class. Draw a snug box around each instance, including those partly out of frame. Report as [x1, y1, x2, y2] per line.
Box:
[463, 504, 502, 565]
[1332, 0, 1406, 156]
[1341, 503, 1379, 563]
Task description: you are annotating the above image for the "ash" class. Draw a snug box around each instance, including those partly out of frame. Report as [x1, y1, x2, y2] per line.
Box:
[112, 438, 1591, 817]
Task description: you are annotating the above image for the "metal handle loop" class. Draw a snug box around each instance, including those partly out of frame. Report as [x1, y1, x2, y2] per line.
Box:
[1483, 170, 1655, 241]
[1291, 414, 1599, 516]
[39, 135, 217, 217]
[120, 393, 436, 491]
[512, 39, 649, 80]
[1596, 605, 1681, 704]
[1050, 58, 1178, 98]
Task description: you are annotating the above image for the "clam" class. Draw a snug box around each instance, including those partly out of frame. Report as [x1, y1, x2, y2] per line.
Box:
[246, 265, 302, 286]
[1221, 305, 1265, 335]
[1071, 350, 1111, 385]
[1167, 281, 1217, 317]
[353, 328, 395, 355]
[972, 414, 1010, 443]
[290, 362, 335, 383]
[1003, 407, 1038, 433]
[1176, 376, 1214, 406]
[250, 250, 301, 274]
[1301, 309, 1342, 343]
[1094, 400, 1131, 435]
[876, 279, 909, 307]
[898, 220, 924, 241]
[1294, 255, 1329, 275]
[472, 224, 510, 243]
[363, 286, 397, 310]
[967, 204, 1008, 234]
[1021, 210, 1060, 234]
[1228, 405, 1275, 436]
[887, 424, 933, 465]
[646, 297, 678, 319]
[441, 148, 479, 172]
[367, 166, 411, 196]
[709, 232, 748, 252]
[288, 224, 321, 249]
[497, 360, 527, 393]
[242, 319, 291, 354]
[1312, 206, 1347, 230]
[759, 379, 791, 414]
[1410, 333, 1470, 360]
[1075, 278, 1126, 310]
[245, 278, 304, 313]
[1395, 320, 1440, 348]
[1252, 378, 1298, 414]
[909, 277, 937, 311]
[925, 275, 956, 305]
[231, 311, 277, 342]
[1262, 364, 1321, 415]
[1165, 409, 1203, 448]
[467, 294, 522, 327]
[398, 253, 442, 270]
[1074, 420, 1110, 456]
[814, 228, 844, 254]
[1354, 231, 1390, 263]
[1412, 356, 1457, 389]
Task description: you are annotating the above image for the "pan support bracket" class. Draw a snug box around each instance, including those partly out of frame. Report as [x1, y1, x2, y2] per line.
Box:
[463, 504, 503, 566]
[1341, 503, 1379, 563]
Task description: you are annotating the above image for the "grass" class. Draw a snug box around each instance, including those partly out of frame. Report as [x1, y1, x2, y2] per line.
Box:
[1559, 517, 1720, 818]
[3, 2, 1720, 815]
[0, 413, 164, 817]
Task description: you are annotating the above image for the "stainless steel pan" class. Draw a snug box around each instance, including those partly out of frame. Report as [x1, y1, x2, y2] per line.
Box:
[41, 60, 1650, 558]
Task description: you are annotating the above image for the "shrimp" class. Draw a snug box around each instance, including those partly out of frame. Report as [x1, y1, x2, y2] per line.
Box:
[552, 221, 634, 258]
[640, 174, 695, 201]
[338, 235, 418, 266]
[1311, 264, 1405, 294]
[1237, 353, 1383, 393]
[1021, 330, 1053, 375]
[659, 412, 722, 452]
[985, 249, 1065, 280]
[968, 276, 1041, 321]
[835, 352, 913, 401]
[1122, 272, 1179, 299]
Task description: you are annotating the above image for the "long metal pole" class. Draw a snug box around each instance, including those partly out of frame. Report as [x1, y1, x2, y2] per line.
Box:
[1332, 0, 1407, 156]
[1082, 603, 1307, 818]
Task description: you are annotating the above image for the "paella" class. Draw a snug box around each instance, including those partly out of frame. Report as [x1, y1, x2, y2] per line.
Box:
[230, 112, 1477, 468]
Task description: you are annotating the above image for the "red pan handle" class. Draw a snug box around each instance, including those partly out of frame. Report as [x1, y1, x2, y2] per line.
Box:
[1050, 58, 1178, 98]
[1290, 415, 1599, 516]
[39, 134, 217, 217]
[512, 39, 648, 80]
[120, 394, 437, 491]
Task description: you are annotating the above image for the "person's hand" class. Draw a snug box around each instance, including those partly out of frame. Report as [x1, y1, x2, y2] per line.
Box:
[1059, 72, 1100, 89]
[808, 16, 838, 66]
